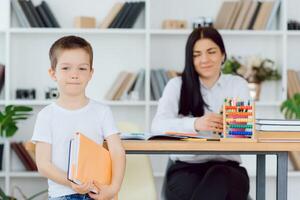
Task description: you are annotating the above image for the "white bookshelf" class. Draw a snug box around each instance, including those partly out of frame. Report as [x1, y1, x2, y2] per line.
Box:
[0, 0, 299, 198]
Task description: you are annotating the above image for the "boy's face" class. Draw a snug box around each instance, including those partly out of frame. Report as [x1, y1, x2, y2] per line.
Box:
[49, 48, 93, 97]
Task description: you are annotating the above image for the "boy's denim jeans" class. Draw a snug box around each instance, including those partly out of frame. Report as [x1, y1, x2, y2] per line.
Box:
[49, 194, 92, 200]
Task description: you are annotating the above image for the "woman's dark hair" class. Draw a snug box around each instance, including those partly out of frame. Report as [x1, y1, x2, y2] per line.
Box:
[179, 27, 227, 117]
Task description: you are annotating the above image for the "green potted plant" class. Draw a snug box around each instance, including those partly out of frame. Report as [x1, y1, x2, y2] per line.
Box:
[0, 105, 33, 138]
[0, 105, 32, 171]
[280, 93, 300, 119]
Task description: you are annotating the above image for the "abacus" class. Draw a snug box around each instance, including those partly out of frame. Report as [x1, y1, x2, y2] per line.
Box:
[222, 98, 256, 142]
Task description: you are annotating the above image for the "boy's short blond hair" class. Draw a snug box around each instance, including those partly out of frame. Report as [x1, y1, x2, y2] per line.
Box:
[49, 35, 93, 70]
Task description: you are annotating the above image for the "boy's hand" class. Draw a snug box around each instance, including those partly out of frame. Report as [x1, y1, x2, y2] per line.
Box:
[88, 181, 117, 200]
[71, 180, 96, 194]
[194, 113, 223, 133]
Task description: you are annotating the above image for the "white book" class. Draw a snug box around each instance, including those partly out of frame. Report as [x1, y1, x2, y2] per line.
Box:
[256, 119, 300, 126]
[256, 124, 300, 132]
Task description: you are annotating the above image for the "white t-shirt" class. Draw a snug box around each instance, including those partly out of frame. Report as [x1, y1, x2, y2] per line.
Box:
[151, 74, 250, 164]
[32, 99, 119, 198]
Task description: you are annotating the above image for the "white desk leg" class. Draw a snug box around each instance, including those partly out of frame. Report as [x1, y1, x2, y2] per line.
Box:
[256, 154, 266, 200]
[277, 152, 288, 200]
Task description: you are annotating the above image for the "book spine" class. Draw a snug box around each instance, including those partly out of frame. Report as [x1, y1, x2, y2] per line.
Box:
[26, 0, 45, 27]
[11, 0, 30, 27]
[41, 1, 60, 27]
[11, 142, 32, 171]
[18, 0, 39, 27]
[109, 2, 128, 28]
[36, 4, 53, 27]
[124, 2, 145, 28]
[150, 70, 160, 100]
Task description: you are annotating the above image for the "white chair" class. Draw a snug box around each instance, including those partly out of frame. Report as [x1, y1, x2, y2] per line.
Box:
[119, 155, 157, 200]
[117, 122, 157, 200]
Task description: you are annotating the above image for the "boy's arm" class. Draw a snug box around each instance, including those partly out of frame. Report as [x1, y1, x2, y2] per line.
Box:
[106, 133, 126, 192]
[35, 142, 71, 187]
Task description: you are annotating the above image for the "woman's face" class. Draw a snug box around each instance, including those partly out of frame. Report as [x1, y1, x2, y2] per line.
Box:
[193, 38, 224, 80]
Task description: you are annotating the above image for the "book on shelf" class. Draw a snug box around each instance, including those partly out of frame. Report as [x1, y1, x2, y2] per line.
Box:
[105, 71, 129, 100]
[248, 1, 262, 29]
[130, 69, 145, 101]
[287, 69, 300, 98]
[40, 1, 60, 27]
[36, 4, 53, 27]
[11, 0, 30, 27]
[214, 0, 281, 30]
[214, 1, 237, 30]
[227, 0, 242, 29]
[100, 2, 124, 29]
[26, 0, 45, 27]
[107, 1, 145, 29]
[120, 73, 138, 100]
[252, 0, 281, 30]
[18, 0, 39, 27]
[242, 1, 259, 29]
[67, 133, 112, 191]
[122, 2, 145, 28]
[14, 0, 60, 28]
[11, 142, 37, 171]
[233, 0, 253, 30]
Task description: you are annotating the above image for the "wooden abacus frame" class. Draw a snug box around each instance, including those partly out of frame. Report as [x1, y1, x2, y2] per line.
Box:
[221, 101, 256, 142]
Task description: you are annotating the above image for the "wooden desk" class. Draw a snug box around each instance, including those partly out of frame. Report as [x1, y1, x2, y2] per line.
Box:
[122, 140, 300, 200]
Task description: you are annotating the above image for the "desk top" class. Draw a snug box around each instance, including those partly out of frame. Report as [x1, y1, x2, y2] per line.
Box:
[122, 140, 300, 152]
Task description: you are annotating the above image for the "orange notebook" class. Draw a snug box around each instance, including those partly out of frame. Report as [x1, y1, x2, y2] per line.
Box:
[67, 132, 112, 186]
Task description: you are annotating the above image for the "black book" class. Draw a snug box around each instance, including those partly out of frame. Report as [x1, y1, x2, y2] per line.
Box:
[40, 1, 60, 28]
[123, 2, 145, 28]
[26, 0, 45, 27]
[248, 2, 262, 30]
[36, 4, 53, 27]
[18, 0, 39, 27]
[115, 2, 134, 28]
[119, 2, 136, 28]
[109, 2, 129, 28]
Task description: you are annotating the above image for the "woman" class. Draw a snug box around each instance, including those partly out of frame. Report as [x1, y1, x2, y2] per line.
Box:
[151, 27, 250, 200]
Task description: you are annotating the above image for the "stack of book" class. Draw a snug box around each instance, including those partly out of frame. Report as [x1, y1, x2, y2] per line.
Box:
[214, 0, 281, 30]
[256, 119, 300, 143]
[256, 119, 300, 132]
[12, 0, 60, 28]
[100, 1, 145, 29]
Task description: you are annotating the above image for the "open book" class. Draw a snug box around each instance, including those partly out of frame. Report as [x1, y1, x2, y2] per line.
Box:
[120, 131, 221, 140]
[67, 132, 112, 194]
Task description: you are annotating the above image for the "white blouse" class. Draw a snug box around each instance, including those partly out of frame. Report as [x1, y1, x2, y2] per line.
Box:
[151, 74, 250, 163]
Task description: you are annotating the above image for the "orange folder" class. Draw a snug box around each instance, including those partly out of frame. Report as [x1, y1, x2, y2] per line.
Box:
[67, 132, 112, 186]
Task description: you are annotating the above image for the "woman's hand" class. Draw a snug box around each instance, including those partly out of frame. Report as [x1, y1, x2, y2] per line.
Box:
[194, 112, 223, 132]
[70, 180, 96, 194]
[88, 181, 118, 200]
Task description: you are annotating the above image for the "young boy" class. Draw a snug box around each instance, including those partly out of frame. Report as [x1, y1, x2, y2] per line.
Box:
[32, 35, 125, 200]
